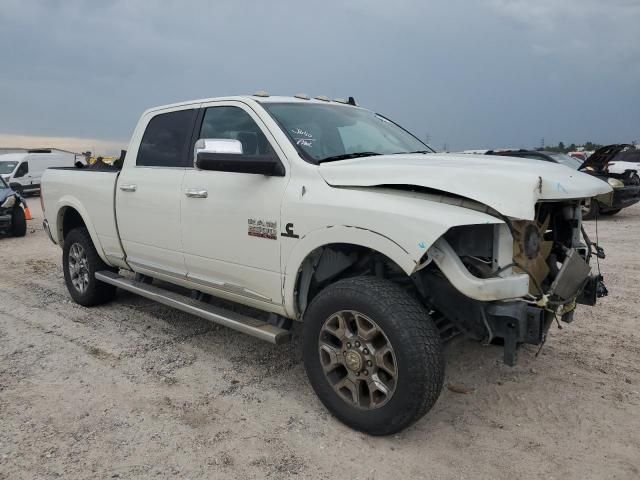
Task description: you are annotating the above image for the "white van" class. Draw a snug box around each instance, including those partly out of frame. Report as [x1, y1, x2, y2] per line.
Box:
[0, 150, 78, 195]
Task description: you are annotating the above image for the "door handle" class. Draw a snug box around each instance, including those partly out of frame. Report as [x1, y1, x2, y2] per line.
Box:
[185, 188, 208, 198]
[119, 184, 137, 192]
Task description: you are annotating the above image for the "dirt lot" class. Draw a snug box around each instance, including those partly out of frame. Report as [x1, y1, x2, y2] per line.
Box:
[1, 199, 639, 479]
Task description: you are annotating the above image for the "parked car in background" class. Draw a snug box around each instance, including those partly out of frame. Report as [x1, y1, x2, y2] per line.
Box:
[42, 94, 611, 434]
[0, 175, 27, 237]
[0, 149, 77, 196]
[569, 151, 591, 162]
[481, 148, 640, 218]
[606, 145, 640, 175]
[576, 145, 640, 216]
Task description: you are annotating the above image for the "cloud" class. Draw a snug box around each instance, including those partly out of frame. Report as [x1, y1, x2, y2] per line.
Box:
[0, 0, 638, 151]
[487, 0, 640, 58]
[487, 0, 640, 28]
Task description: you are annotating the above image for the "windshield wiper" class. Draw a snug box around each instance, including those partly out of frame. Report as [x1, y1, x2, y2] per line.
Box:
[318, 152, 381, 163]
[389, 150, 432, 155]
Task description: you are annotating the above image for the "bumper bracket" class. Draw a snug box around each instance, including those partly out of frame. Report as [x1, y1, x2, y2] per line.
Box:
[485, 302, 552, 366]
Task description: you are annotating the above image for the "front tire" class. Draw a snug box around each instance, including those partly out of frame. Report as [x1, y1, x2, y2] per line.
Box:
[63, 227, 116, 306]
[10, 207, 26, 237]
[303, 277, 445, 435]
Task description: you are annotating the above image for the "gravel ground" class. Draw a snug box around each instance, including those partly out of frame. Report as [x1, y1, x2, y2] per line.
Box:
[1, 199, 639, 479]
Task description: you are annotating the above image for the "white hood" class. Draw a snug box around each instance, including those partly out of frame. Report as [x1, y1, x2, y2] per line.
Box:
[318, 153, 612, 220]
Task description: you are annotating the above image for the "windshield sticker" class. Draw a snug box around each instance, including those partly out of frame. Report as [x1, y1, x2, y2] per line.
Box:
[291, 128, 316, 148]
[248, 218, 277, 240]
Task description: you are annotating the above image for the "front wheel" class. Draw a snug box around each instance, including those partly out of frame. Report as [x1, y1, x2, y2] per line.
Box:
[303, 277, 445, 435]
[10, 206, 26, 237]
[63, 227, 116, 306]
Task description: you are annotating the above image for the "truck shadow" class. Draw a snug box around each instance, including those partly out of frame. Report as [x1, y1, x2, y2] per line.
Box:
[112, 286, 528, 432]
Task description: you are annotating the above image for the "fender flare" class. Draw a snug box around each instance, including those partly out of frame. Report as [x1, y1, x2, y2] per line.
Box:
[282, 225, 420, 317]
[55, 195, 112, 266]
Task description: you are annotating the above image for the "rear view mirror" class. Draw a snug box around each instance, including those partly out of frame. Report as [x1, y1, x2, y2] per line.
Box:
[194, 138, 284, 176]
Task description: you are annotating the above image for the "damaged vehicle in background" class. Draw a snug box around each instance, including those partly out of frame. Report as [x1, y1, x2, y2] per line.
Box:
[603, 145, 640, 176]
[478, 147, 640, 219]
[0, 176, 27, 237]
[41, 93, 612, 435]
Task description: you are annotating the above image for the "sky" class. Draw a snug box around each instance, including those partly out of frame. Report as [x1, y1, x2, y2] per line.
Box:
[0, 0, 639, 154]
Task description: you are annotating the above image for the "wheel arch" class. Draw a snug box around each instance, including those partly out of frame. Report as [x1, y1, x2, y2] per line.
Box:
[55, 198, 110, 266]
[283, 226, 422, 318]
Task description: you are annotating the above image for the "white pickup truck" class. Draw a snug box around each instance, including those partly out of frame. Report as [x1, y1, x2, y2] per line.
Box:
[42, 94, 612, 435]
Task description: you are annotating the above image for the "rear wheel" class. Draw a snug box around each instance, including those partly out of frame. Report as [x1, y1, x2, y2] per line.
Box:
[303, 277, 445, 435]
[10, 207, 26, 237]
[63, 227, 116, 306]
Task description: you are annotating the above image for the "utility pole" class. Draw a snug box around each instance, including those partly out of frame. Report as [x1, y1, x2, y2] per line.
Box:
[540, 138, 545, 150]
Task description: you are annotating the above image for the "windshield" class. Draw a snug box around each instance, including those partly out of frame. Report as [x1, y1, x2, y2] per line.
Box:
[548, 153, 583, 170]
[0, 161, 18, 175]
[262, 103, 432, 163]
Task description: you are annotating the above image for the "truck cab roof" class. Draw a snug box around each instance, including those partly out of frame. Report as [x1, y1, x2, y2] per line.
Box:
[144, 94, 360, 115]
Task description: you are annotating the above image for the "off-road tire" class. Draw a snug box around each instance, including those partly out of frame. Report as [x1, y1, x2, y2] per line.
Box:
[303, 276, 445, 435]
[10, 206, 27, 237]
[63, 227, 116, 306]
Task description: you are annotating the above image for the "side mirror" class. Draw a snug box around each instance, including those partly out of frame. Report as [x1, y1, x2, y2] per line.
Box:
[195, 138, 244, 159]
[194, 138, 284, 176]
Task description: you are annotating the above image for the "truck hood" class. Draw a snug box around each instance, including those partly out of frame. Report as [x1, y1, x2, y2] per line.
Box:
[318, 153, 612, 220]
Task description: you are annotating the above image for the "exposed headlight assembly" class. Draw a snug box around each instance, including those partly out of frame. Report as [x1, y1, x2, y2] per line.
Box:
[1, 195, 16, 209]
[607, 177, 624, 188]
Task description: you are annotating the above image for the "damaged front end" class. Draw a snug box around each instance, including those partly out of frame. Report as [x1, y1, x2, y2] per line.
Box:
[415, 200, 607, 366]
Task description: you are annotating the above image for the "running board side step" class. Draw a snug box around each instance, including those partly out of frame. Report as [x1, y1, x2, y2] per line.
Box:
[95, 271, 291, 345]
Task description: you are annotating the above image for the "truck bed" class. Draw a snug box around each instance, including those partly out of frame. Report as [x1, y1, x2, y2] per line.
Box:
[42, 168, 124, 265]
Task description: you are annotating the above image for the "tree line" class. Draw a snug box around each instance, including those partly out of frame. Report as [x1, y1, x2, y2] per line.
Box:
[538, 141, 604, 153]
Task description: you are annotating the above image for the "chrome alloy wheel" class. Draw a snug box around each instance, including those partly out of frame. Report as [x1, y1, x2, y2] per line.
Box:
[68, 243, 90, 294]
[318, 310, 398, 410]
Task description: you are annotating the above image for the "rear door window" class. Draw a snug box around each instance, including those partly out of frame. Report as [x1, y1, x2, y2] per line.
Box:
[137, 109, 197, 167]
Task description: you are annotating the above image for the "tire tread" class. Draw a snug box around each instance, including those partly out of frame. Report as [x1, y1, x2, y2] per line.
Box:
[63, 227, 116, 306]
[303, 276, 445, 435]
[11, 207, 27, 237]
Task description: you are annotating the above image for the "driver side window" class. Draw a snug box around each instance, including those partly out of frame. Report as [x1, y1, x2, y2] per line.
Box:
[199, 107, 274, 157]
[15, 162, 28, 178]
